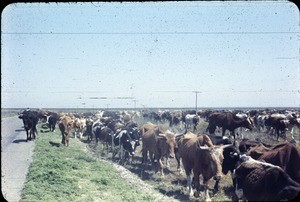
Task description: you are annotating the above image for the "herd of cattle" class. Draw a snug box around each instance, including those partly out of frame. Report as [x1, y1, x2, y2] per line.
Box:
[17, 108, 300, 201]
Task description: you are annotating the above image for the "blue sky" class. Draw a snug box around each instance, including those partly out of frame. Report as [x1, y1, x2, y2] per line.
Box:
[1, 1, 299, 109]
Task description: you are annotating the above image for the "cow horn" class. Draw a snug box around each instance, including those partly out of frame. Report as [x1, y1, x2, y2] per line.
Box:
[158, 133, 166, 137]
[221, 144, 233, 149]
[199, 146, 210, 150]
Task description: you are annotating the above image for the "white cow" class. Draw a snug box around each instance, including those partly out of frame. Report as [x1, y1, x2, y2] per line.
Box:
[73, 118, 86, 139]
[185, 114, 200, 132]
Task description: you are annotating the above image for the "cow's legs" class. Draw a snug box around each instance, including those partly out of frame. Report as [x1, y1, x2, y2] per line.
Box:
[203, 179, 211, 202]
[65, 133, 70, 146]
[186, 173, 194, 197]
[140, 149, 148, 178]
[149, 152, 155, 166]
[119, 145, 123, 162]
[30, 129, 33, 141]
[52, 123, 56, 132]
[62, 132, 68, 146]
[105, 142, 110, 154]
[229, 130, 237, 146]
[291, 127, 295, 139]
[193, 170, 201, 198]
[61, 133, 65, 145]
[32, 126, 37, 139]
[213, 175, 221, 193]
[141, 149, 148, 165]
[157, 158, 164, 177]
[175, 152, 183, 174]
[165, 156, 170, 169]
[153, 152, 163, 176]
[26, 129, 30, 141]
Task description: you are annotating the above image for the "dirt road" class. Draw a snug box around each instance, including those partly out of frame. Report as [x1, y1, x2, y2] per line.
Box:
[1, 116, 36, 202]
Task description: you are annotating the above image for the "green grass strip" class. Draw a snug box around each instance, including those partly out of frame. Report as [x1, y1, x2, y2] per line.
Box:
[21, 125, 155, 202]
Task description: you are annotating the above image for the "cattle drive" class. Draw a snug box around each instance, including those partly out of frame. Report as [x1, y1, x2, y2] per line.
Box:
[16, 108, 300, 201]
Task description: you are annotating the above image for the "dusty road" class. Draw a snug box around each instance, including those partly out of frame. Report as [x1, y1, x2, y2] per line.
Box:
[1, 116, 36, 202]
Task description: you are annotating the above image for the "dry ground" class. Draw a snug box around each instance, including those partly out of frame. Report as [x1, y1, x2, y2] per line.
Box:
[84, 117, 300, 201]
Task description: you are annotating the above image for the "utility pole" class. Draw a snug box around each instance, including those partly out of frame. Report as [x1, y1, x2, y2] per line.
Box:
[153, 90, 202, 110]
[133, 99, 137, 110]
[193, 91, 201, 111]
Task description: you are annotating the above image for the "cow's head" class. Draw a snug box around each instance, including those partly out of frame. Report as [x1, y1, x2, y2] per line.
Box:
[199, 145, 225, 186]
[59, 117, 73, 135]
[243, 117, 254, 131]
[158, 131, 176, 158]
[123, 136, 135, 156]
[290, 117, 300, 127]
[20, 115, 31, 129]
[222, 145, 240, 175]
[19, 112, 38, 130]
[128, 127, 141, 149]
[86, 118, 94, 126]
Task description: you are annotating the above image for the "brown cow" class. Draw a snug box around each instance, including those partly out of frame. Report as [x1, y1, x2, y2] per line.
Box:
[73, 118, 86, 139]
[140, 123, 176, 176]
[267, 116, 300, 140]
[246, 142, 300, 183]
[59, 116, 73, 146]
[234, 155, 300, 201]
[176, 132, 224, 201]
[206, 112, 253, 144]
[222, 142, 300, 185]
[139, 122, 165, 135]
[238, 139, 271, 154]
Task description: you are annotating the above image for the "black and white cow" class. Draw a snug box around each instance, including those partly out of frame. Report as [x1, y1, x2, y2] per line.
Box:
[113, 129, 136, 162]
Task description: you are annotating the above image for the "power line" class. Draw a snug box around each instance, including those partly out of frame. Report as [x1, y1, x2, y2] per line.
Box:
[2, 31, 299, 35]
[154, 90, 299, 93]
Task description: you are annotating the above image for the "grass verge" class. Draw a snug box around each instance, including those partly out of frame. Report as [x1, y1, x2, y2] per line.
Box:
[21, 126, 155, 202]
